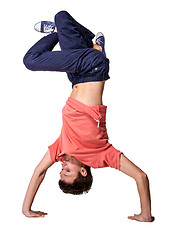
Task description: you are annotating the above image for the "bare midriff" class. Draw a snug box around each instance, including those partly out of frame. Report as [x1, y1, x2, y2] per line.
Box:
[70, 81, 106, 107]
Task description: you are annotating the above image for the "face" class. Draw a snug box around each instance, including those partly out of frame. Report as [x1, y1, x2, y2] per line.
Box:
[60, 154, 87, 184]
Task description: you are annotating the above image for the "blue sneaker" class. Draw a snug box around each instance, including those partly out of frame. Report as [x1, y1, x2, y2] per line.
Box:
[34, 21, 56, 33]
[95, 32, 106, 56]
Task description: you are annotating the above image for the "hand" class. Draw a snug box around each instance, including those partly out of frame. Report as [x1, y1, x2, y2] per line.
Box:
[23, 210, 48, 218]
[128, 214, 155, 222]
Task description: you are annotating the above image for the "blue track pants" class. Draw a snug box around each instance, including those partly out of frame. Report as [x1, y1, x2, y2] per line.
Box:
[23, 11, 110, 88]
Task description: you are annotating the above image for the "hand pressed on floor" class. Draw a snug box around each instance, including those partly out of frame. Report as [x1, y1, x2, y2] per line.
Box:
[23, 210, 48, 218]
[128, 213, 155, 222]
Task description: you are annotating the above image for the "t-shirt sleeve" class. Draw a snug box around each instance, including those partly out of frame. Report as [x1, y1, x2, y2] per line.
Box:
[48, 137, 61, 163]
[101, 145, 123, 170]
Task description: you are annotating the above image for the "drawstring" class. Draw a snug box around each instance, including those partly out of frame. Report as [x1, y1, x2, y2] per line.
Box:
[94, 118, 100, 128]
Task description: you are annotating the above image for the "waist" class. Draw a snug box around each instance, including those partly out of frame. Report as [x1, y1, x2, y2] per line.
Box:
[70, 81, 105, 106]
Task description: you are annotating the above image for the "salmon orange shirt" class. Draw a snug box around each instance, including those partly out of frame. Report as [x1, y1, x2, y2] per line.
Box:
[48, 97, 123, 170]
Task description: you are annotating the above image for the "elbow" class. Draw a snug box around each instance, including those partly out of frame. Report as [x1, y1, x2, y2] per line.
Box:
[34, 166, 47, 178]
[135, 171, 149, 183]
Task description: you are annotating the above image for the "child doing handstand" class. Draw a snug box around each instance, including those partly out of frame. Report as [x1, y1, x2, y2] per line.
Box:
[22, 10, 154, 222]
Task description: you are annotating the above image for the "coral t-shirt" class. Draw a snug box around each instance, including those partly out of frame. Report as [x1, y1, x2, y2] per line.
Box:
[48, 97, 122, 170]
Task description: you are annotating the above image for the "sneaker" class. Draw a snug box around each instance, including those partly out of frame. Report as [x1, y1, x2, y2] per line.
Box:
[34, 21, 56, 33]
[95, 32, 106, 56]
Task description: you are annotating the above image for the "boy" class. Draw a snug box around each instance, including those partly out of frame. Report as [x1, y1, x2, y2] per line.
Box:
[22, 11, 154, 222]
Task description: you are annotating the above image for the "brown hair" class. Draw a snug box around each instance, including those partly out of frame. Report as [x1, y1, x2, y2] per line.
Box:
[58, 165, 93, 195]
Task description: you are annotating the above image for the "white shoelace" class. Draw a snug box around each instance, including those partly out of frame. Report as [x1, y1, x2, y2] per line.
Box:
[96, 39, 104, 45]
[44, 24, 54, 32]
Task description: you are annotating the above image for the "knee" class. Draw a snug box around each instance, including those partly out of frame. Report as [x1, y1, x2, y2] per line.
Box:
[55, 10, 70, 23]
[23, 53, 35, 71]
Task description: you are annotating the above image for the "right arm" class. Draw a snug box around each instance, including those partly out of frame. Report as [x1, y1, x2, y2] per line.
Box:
[22, 150, 54, 218]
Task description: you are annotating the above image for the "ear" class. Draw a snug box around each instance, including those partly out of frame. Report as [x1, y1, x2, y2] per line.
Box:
[80, 167, 87, 177]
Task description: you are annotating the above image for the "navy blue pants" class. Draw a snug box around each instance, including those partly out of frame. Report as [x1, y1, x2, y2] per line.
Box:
[23, 11, 110, 88]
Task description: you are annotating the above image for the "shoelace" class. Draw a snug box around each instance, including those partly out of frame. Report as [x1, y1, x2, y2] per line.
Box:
[96, 38, 104, 45]
[44, 24, 55, 32]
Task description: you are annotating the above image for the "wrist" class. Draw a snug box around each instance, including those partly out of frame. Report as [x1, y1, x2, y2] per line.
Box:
[141, 212, 153, 221]
[22, 207, 30, 215]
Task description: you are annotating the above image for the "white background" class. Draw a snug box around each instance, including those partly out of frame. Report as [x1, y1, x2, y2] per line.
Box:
[1, 0, 174, 239]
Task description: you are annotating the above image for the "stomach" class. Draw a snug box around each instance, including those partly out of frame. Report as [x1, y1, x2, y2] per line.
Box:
[70, 81, 106, 107]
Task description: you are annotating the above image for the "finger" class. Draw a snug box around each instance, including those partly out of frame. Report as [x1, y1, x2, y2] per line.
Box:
[36, 213, 46, 218]
[128, 216, 140, 222]
[128, 216, 135, 220]
[31, 212, 46, 218]
[35, 214, 45, 218]
[34, 211, 47, 215]
[28, 214, 42, 218]
[37, 211, 48, 215]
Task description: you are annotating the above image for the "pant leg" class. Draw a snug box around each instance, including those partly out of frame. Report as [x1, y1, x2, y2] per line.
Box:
[55, 10, 95, 50]
[53, 11, 110, 87]
[23, 10, 95, 73]
[23, 33, 87, 72]
[23, 12, 110, 86]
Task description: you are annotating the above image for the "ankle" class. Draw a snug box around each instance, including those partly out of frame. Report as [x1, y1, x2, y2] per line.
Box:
[53, 27, 57, 33]
[93, 44, 102, 52]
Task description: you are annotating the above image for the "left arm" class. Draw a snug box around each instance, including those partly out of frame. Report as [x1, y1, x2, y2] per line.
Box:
[119, 153, 154, 222]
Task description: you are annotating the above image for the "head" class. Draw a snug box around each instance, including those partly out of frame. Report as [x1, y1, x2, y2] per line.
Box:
[59, 154, 93, 195]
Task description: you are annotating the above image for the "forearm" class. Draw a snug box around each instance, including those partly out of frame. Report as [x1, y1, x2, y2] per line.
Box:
[135, 174, 152, 218]
[22, 169, 46, 214]
[119, 154, 154, 221]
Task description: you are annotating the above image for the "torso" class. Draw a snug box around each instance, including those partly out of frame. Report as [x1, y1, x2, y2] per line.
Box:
[70, 81, 105, 107]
